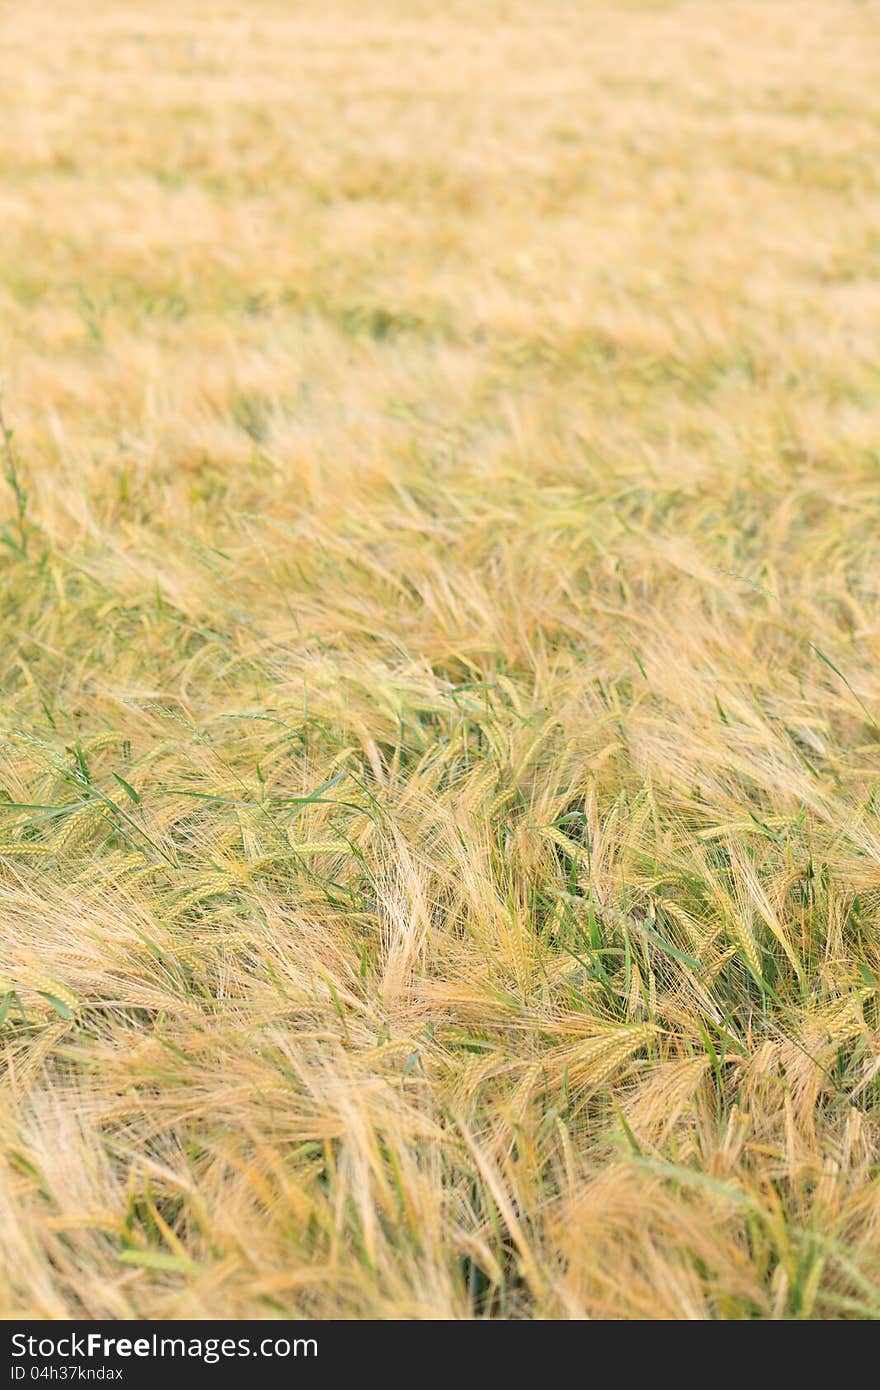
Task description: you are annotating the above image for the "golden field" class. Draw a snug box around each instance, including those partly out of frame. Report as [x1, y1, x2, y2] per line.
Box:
[2, 0, 880, 1319]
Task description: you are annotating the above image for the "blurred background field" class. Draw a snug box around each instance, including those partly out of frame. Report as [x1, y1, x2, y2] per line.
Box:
[1, 0, 880, 1318]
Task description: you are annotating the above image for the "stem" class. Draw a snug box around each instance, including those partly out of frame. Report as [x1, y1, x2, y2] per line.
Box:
[0, 399, 28, 557]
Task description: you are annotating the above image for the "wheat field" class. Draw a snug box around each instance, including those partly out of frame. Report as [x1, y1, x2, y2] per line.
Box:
[1, 0, 879, 1320]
